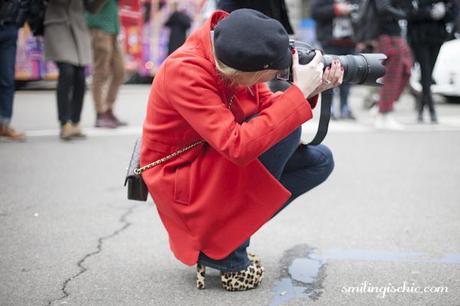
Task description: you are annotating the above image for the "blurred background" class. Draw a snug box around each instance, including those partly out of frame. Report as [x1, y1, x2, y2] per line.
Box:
[2, 1, 460, 305]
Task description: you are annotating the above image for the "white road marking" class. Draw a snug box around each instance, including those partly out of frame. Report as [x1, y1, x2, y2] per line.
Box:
[22, 116, 460, 138]
[25, 126, 142, 137]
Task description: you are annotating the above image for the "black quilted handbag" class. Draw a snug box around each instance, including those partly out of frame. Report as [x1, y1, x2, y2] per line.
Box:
[124, 138, 149, 201]
[124, 138, 204, 201]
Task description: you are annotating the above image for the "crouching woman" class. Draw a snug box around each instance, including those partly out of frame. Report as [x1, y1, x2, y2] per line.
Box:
[140, 8, 342, 291]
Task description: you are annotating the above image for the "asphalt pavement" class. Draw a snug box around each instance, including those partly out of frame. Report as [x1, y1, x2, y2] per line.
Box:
[1, 84, 459, 306]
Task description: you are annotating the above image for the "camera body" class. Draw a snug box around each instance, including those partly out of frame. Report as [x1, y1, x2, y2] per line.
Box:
[289, 40, 386, 86]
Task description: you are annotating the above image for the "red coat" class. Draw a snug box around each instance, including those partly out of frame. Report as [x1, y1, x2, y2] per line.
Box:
[141, 11, 317, 266]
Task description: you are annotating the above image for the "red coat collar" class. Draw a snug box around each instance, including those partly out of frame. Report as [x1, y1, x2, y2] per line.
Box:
[186, 10, 250, 97]
[186, 10, 228, 74]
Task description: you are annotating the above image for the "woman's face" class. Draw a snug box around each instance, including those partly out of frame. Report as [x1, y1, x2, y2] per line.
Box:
[235, 69, 279, 86]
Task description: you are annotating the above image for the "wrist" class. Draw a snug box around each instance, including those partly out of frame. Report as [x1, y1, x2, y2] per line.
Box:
[333, 4, 344, 16]
[306, 94, 319, 109]
[334, 3, 350, 16]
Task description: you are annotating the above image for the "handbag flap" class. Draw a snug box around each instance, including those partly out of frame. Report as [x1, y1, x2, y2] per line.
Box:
[124, 138, 142, 186]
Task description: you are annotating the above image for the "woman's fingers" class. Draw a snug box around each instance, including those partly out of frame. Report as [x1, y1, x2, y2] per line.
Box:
[333, 61, 344, 86]
[337, 65, 344, 85]
[322, 67, 331, 83]
[324, 59, 344, 87]
[291, 49, 299, 83]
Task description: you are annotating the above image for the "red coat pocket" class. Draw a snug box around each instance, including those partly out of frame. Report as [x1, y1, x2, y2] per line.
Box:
[174, 162, 191, 205]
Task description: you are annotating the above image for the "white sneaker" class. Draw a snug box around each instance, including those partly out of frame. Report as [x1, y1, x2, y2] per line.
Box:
[369, 104, 379, 117]
[374, 113, 404, 130]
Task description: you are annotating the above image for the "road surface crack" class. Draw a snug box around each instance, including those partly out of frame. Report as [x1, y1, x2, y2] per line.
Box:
[46, 204, 138, 306]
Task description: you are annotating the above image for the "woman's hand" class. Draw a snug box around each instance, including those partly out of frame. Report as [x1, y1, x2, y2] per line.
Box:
[335, 3, 353, 16]
[307, 59, 344, 99]
[292, 50, 324, 99]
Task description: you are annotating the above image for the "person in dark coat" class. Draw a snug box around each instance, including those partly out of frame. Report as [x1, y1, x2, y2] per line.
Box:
[311, 0, 360, 120]
[0, 0, 30, 141]
[164, 2, 192, 55]
[403, 0, 459, 123]
[217, 0, 294, 34]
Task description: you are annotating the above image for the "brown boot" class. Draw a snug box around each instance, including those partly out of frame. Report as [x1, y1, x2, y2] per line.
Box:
[107, 109, 127, 127]
[95, 112, 118, 129]
[0, 123, 26, 141]
[60, 122, 73, 140]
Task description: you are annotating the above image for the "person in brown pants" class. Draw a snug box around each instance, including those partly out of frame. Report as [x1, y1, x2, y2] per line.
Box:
[87, 0, 126, 128]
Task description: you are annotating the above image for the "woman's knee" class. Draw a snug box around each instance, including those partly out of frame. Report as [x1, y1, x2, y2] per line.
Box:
[315, 144, 335, 175]
[288, 126, 302, 144]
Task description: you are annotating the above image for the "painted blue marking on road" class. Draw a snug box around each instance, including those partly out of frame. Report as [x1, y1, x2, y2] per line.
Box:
[270, 246, 460, 306]
[321, 249, 460, 264]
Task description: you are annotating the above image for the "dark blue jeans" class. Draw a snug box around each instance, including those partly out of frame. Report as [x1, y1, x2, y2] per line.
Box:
[198, 127, 334, 271]
[0, 24, 18, 125]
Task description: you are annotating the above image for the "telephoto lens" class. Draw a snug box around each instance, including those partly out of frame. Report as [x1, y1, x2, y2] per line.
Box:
[289, 40, 386, 86]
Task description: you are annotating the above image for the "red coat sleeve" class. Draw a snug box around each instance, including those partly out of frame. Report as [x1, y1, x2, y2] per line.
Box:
[257, 82, 319, 111]
[164, 58, 313, 166]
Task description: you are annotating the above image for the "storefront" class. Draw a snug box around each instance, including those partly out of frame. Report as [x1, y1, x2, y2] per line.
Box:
[14, 0, 209, 81]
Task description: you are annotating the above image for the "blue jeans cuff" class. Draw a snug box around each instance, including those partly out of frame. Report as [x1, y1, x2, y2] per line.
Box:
[198, 255, 250, 272]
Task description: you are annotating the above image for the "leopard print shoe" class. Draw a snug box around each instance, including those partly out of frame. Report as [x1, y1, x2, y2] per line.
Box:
[196, 264, 206, 289]
[248, 252, 261, 266]
[220, 261, 265, 291]
[196, 253, 263, 290]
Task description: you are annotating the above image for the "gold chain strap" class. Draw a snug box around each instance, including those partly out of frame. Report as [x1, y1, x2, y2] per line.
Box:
[134, 140, 205, 175]
[135, 95, 233, 175]
[227, 96, 234, 109]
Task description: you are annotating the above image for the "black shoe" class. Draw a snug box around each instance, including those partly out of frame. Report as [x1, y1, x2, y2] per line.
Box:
[340, 112, 356, 120]
[417, 112, 424, 123]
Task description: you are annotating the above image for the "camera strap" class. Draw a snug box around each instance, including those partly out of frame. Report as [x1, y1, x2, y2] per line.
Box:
[306, 94, 331, 146]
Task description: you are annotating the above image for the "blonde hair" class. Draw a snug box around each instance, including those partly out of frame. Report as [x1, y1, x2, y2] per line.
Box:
[215, 57, 266, 85]
[213, 40, 265, 86]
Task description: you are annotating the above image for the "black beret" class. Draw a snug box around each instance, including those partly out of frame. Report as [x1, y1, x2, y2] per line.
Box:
[214, 9, 291, 72]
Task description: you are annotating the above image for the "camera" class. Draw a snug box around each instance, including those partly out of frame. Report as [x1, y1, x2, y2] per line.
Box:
[289, 40, 386, 86]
